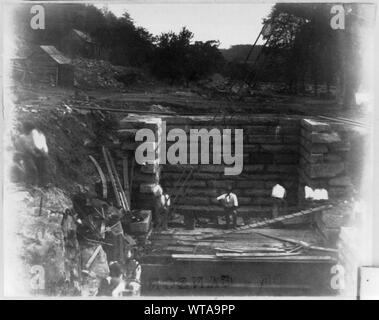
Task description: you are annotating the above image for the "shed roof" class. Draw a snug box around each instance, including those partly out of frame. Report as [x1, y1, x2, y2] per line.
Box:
[73, 29, 95, 44]
[40, 45, 71, 64]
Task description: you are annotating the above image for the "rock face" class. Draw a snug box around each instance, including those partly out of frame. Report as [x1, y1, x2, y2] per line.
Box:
[4, 185, 81, 296]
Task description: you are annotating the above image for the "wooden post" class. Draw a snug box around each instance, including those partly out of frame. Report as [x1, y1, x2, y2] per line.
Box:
[123, 156, 130, 204]
[129, 157, 135, 203]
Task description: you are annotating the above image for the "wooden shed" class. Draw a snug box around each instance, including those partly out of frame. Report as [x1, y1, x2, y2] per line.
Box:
[26, 45, 74, 87]
[61, 29, 107, 59]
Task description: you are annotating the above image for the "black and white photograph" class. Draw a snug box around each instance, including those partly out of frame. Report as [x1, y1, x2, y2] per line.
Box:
[1, 0, 378, 300]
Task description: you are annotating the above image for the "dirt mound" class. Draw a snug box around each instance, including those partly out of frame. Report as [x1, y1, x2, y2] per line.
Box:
[11, 89, 121, 194]
[73, 58, 148, 90]
[73, 58, 126, 90]
[6, 88, 122, 295]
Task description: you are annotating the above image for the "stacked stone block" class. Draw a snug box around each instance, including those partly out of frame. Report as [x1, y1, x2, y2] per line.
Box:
[117, 115, 162, 212]
[160, 115, 301, 220]
[299, 119, 354, 202]
[113, 114, 361, 228]
[299, 119, 357, 247]
[115, 115, 360, 226]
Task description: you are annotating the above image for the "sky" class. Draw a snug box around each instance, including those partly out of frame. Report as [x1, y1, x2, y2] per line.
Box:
[95, 3, 274, 49]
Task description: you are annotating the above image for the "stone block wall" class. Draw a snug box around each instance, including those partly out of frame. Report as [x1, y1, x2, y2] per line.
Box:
[298, 119, 364, 249]
[115, 115, 359, 222]
[160, 115, 301, 219]
[116, 115, 162, 212]
[298, 119, 354, 203]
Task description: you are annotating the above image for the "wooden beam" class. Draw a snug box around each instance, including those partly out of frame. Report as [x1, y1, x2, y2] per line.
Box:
[171, 253, 336, 262]
[88, 155, 107, 199]
[122, 156, 131, 204]
[216, 252, 300, 258]
[194, 204, 333, 241]
[85, 245, 102, 270]
[129, 157, 135, 203]
[102, 147, 121, 207]
[253, 230, 339, 253]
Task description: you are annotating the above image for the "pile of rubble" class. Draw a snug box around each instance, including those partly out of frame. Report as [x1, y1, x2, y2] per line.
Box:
[4, 185, 78, 296]
[5, 181, 150, 296]
[73, 58, 136, 90]
[68, 185, 150, 297]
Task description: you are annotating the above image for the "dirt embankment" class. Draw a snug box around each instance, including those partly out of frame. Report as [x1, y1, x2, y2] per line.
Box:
[4, 186, 75, 296]
[5, 86, 122, 296]
[11, 87, 122, 193]
[73, 57, 159, 92]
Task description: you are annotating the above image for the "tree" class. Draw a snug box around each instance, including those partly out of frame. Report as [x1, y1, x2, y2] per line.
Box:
[151, 27, 224, 85]
[184, 40, 224, 84]
[151, 27, 193, 84]
[13, 3, 155, 67]
[13, 4, 225, 86]
[263, 3, 361, 106]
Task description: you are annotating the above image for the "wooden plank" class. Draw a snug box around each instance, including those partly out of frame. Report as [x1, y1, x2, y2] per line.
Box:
[157, 230, 210, 236]
[122, 156, 131, 204]
[130, 157, 135, 202]
[216, 252, 300, 258]
[253, 231, 338, 253]
[194, 205, 333, 240]
[172, 254, 216, 260]
[165, 246, 195, 253]
[123, 233, 136, 246]
[176, 239, 225, 243]
[88, 155, 107, 199]
[215, 247, 286, 253]
[176, 240, 226, 246]
[105, 147, 131, 212]
[85, 245, 102, 270]
[214, 247, 244, 253]
[102, 146, 121, 207]
[171, 254, 336, 262]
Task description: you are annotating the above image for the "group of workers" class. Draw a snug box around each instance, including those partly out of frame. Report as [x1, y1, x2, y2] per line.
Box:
[10, 121, 290, 297]
[11, 121, 287, 233]
[153, 182, 288, 230]
[152, 184, 241, 230]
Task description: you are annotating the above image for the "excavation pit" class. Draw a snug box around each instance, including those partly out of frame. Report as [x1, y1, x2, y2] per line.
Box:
[116, 113, 360, 228]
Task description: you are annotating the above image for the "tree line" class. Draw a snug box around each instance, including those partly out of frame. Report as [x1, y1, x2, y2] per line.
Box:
[14, 2, 364, 104]
[14, 3, 224, 85]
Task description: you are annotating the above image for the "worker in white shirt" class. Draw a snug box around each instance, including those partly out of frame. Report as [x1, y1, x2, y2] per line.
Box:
[271, 183, 287, 218]
[217, 185, 238, 229]
[13, 121, 49, 187]
[153, 185, 171, 230]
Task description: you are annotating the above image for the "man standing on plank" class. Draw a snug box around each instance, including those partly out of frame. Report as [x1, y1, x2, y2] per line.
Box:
[217, 185, 239, 229]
